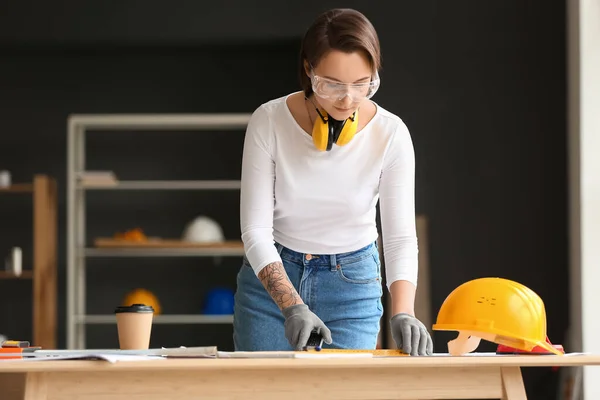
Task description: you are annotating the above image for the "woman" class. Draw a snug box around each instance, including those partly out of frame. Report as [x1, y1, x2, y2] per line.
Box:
[233, 8, 433, 356]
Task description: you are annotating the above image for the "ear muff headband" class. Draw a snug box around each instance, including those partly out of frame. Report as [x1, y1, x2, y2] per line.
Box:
[311, 108, 359, 152]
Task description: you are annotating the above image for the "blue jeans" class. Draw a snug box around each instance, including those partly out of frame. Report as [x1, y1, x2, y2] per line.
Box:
[233, 241, 384, 351]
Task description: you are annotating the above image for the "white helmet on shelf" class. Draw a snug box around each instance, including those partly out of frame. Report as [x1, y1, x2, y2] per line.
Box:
[182, 215, 225, 243]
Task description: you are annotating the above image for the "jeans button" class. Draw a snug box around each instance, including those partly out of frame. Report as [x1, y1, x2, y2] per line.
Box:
[305, 254, 312, 261]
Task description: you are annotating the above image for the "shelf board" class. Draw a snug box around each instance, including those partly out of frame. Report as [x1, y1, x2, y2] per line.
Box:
[85, 247, 245, 257]
[78, 180, 241, 190]
[94, 238, 243, 248]
[79, 314, 233, 324]
[68, 113, 252, 130]
[0, 183, 33, 193]
[0, 270, 33, 279]
[88, 239, 245, 257]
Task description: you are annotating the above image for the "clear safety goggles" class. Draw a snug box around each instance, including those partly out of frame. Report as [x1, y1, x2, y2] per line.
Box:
[310, 72, 380, 102]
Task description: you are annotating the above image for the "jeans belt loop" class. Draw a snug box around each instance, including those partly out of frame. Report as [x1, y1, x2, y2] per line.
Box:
[330, 253, 337, 272]
[275, 242, 284, 255]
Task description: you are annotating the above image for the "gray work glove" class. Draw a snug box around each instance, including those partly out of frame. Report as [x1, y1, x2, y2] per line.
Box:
[390, 313, 433, 356]
[281, 304, 333, 350]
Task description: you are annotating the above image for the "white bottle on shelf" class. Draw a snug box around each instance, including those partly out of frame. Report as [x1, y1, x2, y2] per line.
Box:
[0, 170, 10, 188]
[4, 247, 22, 277]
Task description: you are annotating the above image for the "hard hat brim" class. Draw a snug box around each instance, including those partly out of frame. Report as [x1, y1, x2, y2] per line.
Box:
[433, 323, 564, 356]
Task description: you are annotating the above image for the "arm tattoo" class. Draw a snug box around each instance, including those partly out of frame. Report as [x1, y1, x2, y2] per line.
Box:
[258, 262, 303, 310]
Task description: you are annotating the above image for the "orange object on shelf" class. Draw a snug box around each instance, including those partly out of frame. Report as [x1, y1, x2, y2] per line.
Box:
[114, 228, 148, 242]
[123, 288, 162, 315]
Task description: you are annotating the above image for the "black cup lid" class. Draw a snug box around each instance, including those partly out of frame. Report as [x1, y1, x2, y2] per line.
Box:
[115, 303, 154, 313]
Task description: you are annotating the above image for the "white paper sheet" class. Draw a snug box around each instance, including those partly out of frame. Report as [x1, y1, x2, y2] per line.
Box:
[0, 346, 217, 362]
[0, 354, 165, 363]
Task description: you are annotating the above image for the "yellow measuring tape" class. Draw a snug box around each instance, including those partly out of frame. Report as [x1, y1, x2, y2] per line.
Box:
[302, 349, 409, 356]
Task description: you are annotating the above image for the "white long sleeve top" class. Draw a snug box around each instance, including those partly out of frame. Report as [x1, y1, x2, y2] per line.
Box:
[240, 93, 419, 289]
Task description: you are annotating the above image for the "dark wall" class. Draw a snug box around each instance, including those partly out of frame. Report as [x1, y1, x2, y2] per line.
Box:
[0, 1, 567, 398]
[0, 42, 300, 352]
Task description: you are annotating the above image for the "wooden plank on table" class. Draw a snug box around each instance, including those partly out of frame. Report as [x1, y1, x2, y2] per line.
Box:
[217, 349, 409, 359]
[94, 238, 244, 249]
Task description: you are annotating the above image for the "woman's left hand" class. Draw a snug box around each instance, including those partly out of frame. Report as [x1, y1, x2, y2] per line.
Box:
[390, 313, 433, 356]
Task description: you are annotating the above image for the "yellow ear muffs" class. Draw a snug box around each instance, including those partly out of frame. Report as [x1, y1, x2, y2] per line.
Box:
[312, 110, 330, 152]
[311, 108, 359, 152]
[336, 111, 358, 147]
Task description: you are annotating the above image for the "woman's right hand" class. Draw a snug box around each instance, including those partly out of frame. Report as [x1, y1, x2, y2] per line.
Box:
[281, 304, 333, 350]
[255, 260, 332, 349]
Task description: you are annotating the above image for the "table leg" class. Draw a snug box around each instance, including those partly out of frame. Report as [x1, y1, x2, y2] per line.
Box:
[501, 367, 527, 400]
[23, 372, 47, 400]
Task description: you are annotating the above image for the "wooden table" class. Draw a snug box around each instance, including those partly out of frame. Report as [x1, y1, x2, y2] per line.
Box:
[0, 353, 599, 400]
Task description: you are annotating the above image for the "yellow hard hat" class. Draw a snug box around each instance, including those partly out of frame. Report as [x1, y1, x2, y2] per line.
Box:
[433, 277, 562, 356]
[123, 288, 162, 315]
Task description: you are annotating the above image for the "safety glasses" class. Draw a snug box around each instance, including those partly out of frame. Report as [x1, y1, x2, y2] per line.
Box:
[310, 71, 380, 103]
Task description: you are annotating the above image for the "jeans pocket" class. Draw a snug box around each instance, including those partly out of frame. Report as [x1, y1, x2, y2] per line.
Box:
[337, 253, 381, 284]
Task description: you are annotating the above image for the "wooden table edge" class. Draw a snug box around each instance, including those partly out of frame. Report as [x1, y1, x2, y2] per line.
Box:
[0, 354, 599, 372]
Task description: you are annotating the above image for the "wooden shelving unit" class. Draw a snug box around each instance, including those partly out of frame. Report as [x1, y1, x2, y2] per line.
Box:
[0, 174, 57, 349]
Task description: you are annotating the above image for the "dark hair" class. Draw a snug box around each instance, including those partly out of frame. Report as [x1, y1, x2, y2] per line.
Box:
[299, 8, 381, 96]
